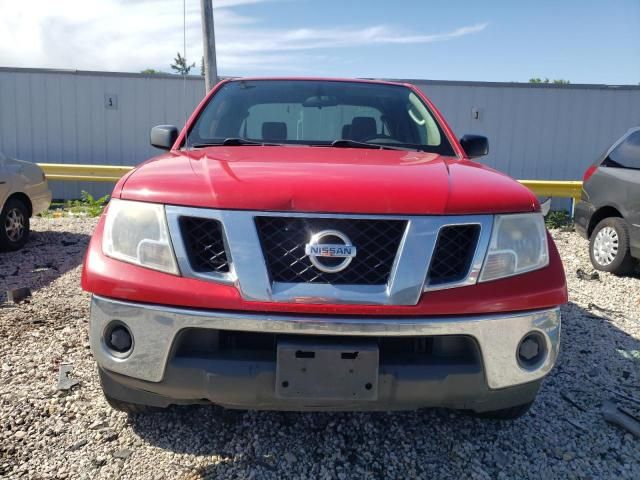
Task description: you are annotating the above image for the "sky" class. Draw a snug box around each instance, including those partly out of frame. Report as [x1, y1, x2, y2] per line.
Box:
[0, 0, 638, 84]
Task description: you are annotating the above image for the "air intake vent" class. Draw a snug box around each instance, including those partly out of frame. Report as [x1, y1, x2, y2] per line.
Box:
[179, 217, 230, 273]
[427, 224, 480, 285]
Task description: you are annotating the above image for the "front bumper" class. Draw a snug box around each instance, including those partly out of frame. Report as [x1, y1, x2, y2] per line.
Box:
[25, 180, 52, 216]
[31, 190, 52, 216]
[91, 295, 561, 411]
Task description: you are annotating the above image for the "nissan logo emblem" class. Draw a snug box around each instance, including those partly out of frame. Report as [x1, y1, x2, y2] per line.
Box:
[304, 230, 357, 273]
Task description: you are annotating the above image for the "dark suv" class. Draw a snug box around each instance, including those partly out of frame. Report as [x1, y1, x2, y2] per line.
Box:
[575, 127, 640, 274]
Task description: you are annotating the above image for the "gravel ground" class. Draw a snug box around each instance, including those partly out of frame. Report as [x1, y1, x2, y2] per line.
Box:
[1, 217, 639, 479]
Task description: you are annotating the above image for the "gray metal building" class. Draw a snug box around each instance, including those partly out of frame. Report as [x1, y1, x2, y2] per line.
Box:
[0, 67, 639, 200]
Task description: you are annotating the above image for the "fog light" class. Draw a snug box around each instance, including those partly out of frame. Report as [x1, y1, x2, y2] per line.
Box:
[105, 323, 133, 353]
[517, 332, 546, 369]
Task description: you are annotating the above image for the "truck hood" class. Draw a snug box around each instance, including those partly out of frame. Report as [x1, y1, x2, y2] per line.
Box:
[119, 146, 537, 214]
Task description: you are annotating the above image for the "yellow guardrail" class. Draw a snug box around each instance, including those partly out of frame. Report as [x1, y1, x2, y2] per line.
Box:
[519, 180, 583, 202]
[37, 164, 583, 201]
[38, 163, 133, 182]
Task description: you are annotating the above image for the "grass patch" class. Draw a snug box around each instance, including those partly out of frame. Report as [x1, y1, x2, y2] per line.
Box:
[40, 191, 109, 218]
[545, 210, 573, 229]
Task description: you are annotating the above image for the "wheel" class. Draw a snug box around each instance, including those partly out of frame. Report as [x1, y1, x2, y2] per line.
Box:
[0, 198, 30, 251]
[474, 401, 533, 420]
[589, 217, 636, 275]
[103, 394, 164, 414]
[98, 368, 165, 414]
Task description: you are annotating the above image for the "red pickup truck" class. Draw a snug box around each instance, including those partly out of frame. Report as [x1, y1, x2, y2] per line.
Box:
[82, 78, 567, 419]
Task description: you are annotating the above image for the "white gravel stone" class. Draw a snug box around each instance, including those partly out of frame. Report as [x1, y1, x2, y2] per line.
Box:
[0, 218, 639, 479]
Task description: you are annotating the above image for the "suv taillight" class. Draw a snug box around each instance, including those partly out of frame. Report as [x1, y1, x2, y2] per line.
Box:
[583, 165, 597, 182]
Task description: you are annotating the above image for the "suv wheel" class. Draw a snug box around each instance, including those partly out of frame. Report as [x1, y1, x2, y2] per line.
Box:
[103, 394, 164, 414]
[0, 198, 30, 251]
[590, 217, 636, 275]
[474, 401, 533, 420]
[98, 369, 164, 414]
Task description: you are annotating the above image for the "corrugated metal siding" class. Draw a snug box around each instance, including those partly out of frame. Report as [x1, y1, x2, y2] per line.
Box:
[412, 81, 640, 181]
[0, 69, 204, 199]
[1, 68, 639, 200]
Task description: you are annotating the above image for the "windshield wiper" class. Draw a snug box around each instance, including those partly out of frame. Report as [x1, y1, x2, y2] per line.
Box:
[191, 137, 423, 151]
[222, 137, 283, 146]
[191, 138, 282, 148]
[328, 139, 416, 151]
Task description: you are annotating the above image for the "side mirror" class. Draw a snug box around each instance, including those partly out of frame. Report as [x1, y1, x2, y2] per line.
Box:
[460, 134, 489, 159]
[150, 125, 179, 150]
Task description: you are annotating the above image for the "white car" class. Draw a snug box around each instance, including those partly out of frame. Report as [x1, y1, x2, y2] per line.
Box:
[0, 154, 51, 250]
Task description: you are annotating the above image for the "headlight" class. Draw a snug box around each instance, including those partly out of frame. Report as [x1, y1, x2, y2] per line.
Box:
[479, 213, 548, 282]
[102, 199, 179, 275]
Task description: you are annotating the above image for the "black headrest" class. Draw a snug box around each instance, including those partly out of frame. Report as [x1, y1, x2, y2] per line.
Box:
[341, 124, 351, 139]
[350, 117, 376, 141]
[262, 122, 287, 141]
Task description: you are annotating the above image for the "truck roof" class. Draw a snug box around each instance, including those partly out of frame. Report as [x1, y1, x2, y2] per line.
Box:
[224, 77, 412, 88]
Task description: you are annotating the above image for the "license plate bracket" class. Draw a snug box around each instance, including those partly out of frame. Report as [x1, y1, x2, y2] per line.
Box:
[275, 339, 379, 401]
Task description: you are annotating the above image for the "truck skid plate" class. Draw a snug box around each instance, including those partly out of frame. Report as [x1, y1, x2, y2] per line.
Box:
[275, 339, 379, 401]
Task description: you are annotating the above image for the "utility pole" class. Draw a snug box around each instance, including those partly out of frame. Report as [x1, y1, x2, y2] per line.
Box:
[200, 0, 218, 92]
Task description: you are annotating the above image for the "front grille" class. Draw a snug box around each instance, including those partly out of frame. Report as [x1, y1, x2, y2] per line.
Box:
[179, 216, 230, 273]
[255, 217, 406, 285]
[427, 224, 480, 285]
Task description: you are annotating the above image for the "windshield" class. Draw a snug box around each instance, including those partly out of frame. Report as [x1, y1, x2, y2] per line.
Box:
[186, 80, 455, 154]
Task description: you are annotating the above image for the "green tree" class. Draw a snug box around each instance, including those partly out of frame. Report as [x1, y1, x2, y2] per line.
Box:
[140, 68, 162, 74]
[170, 52, 195, 75]
[529, 77, 570, 84]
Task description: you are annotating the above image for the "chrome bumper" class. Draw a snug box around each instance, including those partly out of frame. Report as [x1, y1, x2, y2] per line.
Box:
[89, 295, 561, 390]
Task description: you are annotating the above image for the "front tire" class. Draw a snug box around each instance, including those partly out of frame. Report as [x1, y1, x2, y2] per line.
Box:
[98, 369, 164, 414]
[0, 198, 30, 251]
[474, 401, 533, 420]
[103, 394, 164, 414]
[589, 217, 636, 275]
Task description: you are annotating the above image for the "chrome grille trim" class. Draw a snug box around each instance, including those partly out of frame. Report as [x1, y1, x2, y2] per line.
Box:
[165, 206, 494, 305]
